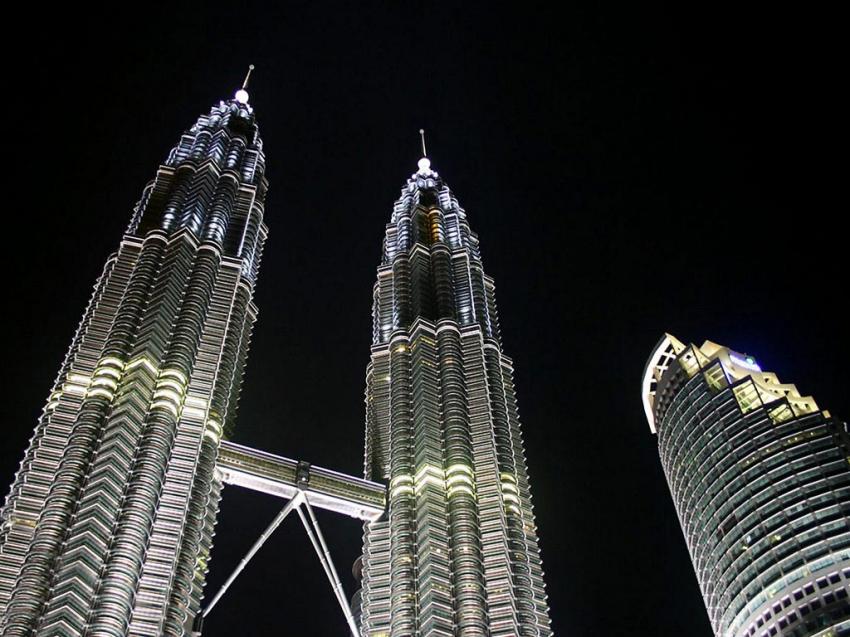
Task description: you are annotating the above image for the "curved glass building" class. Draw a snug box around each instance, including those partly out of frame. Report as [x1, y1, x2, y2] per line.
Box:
[642, 334, 850, 637]
[0, 86, 267, 636]
[357, 157, 552, 636]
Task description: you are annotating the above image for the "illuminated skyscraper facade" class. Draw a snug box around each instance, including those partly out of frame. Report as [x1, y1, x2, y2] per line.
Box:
[643, 335, 850, 637]
[358, 157, 552, 636]
[0, 86, 267, 636]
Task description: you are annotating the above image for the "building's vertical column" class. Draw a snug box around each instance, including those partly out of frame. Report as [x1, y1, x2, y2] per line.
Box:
[374, 268, 395, 345]
[361, 348, 392, 636]
[361, 516, 392, 635]
[410, 325, 453, 635]
[129, 261, 240, 636]
[468, 258, 490, 339]
[482, 277, 500, 343]
[483, 343, 536, 635]
[364, 363, 379, 479]
[409, 248, 433, 321]
[369, 349, 392, 482]
[451, 253, 475, 327]
[392, 258, 412, 333]
[493, 351, 551, 636]
[430, 242, 454, 321]
[438, 323, 488, 636]
[175, 282, 257, 631]
[462, 328, 519, 636]
[388, 335, 417, 636]
[501, 357, 550, 635]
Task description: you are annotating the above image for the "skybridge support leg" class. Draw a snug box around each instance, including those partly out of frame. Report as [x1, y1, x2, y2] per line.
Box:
[297, 501, 360, 637]
[192, 491, 360, 637]
[195, 492, 304, 631]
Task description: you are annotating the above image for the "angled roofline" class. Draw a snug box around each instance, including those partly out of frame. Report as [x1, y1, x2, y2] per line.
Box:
[641, 333, 686, 434]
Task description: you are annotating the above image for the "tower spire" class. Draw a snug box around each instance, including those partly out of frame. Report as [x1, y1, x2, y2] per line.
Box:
[417, 128, 432, 175]
[235, 64, 255, 104]
[242, 64, 255, 90]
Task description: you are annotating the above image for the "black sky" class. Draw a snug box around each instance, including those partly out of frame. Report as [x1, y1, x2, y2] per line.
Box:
[1, 4, 846, 636]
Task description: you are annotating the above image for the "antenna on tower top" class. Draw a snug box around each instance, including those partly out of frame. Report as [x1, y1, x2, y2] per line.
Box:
[419, 129, 428, 157]
[242, 64, 255, 90]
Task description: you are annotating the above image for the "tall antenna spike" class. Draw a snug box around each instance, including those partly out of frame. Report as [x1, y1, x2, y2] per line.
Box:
[419, 129, 427, 158]
[242, 64, 255, 90]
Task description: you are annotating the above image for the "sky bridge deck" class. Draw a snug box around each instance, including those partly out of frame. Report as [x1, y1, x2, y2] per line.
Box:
[216, 440, 386, 521]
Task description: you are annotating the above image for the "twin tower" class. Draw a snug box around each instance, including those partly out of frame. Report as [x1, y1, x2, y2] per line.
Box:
[0, 85, 552, 636]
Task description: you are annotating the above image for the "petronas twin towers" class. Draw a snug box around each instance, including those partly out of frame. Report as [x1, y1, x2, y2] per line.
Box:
[0, 81, 552, 636]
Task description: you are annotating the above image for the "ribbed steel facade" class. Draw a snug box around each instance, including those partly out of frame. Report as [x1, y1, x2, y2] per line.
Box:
[358, 163, 552, 636]
[643, 336, 850, 637]
[0, 95, 268, 636]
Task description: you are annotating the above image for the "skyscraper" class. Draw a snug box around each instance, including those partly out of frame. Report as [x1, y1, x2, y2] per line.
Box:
[0, 80, 267, 636]
[642, 334, 850, 637]
[357, 154, 552, 636]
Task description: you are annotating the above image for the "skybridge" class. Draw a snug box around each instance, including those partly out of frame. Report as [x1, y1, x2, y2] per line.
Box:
[217, 441, 385, 521]
[195, 441, 387, 636]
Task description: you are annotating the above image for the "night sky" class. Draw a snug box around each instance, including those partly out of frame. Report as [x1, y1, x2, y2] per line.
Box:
[1, 4, 846, 635]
